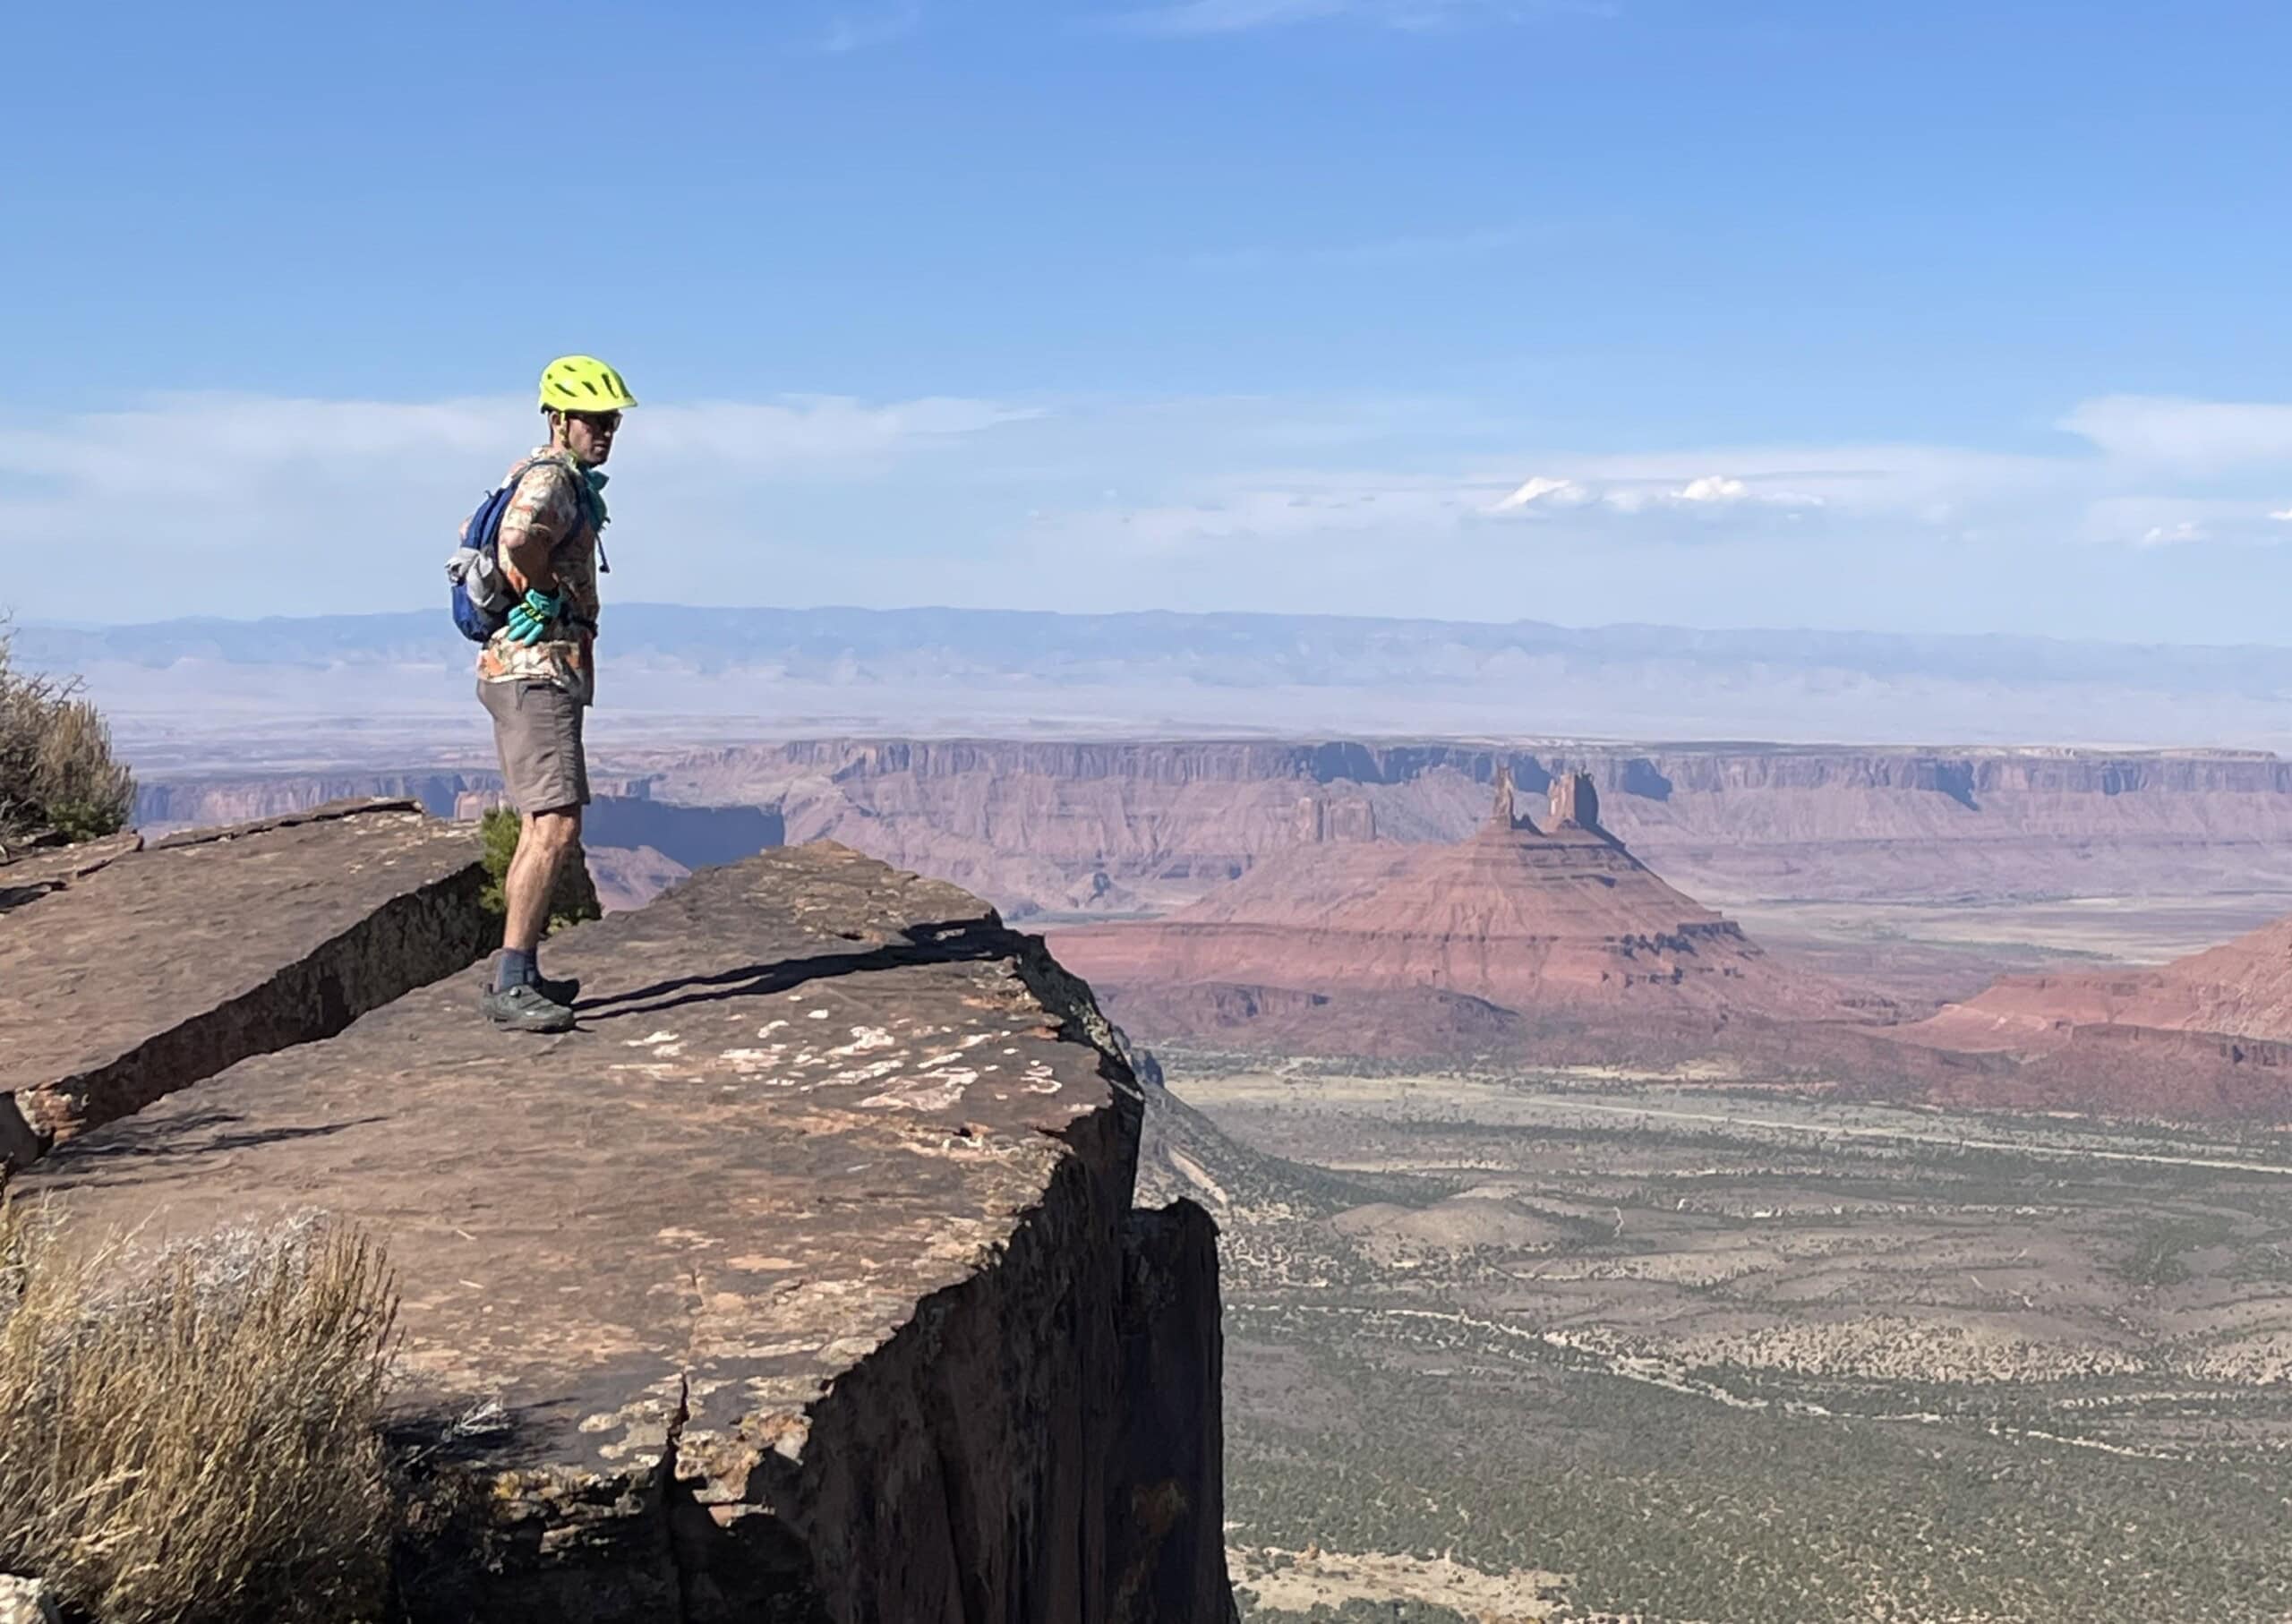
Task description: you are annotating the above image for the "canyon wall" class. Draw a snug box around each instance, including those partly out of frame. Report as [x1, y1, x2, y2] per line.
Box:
[649, 739, 2292, 916]
[135, 737, 2292, 924]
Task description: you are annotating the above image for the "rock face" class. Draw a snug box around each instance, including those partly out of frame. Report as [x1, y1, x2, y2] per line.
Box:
[20, 844, 1229, 1622]
[1916, 911, 2292, 1055]
[0, 801, 490, 1171]
[586, 843, 694, 913]
[1109, 1202, 1230, 1624]
[1546, 769, 1598, 832]
[141, 739, 2292, 922]
[1294, 795, 1375, 844]
[1054, 771, 1867, 1049]
[627, 739, 2292, 919]
[1899, 910, 2292, 1117]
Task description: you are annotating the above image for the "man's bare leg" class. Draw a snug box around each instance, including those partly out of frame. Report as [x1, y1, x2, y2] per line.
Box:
[504, 806, 581, 956]
[481, 805, 583, 1031]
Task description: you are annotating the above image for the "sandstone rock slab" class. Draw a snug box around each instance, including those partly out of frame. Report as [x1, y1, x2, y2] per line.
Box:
[0, 799, 489, 1169]
[0, 831, 142, 912]
[24, 843, 1228, 1622]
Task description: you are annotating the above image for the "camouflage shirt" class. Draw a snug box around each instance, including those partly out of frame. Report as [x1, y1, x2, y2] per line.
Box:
[473, 449, 609, 701]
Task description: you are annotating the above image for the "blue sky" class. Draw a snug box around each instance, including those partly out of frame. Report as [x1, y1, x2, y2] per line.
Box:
[9, 0, 2292, 638]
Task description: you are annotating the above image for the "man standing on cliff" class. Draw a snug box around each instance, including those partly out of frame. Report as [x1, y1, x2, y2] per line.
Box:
[476, 355, 637, 1033]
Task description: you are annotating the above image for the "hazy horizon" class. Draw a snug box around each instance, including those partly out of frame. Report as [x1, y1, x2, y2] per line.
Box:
[26, 602, 2292, 761]
[27, 599, 2292, 655]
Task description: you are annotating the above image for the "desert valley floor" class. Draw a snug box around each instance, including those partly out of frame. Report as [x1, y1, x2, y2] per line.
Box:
[1162, 1061, 2292, 1622]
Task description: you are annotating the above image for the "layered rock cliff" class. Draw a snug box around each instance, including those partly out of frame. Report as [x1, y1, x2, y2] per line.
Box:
[1914, 910, 2292, 1055]
[0, 801, 491, 1171]
[1896, 909, 2292, 1118]
[13, 838, 1232, 1620]
[135, 738, 2292, 922]
[622, 739, 2292, 915]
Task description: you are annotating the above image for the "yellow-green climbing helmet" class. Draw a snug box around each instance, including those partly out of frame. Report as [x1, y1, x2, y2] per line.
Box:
[538, 355, 638, 414]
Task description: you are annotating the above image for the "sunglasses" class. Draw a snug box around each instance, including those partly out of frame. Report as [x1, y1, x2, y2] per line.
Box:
[564, 410, 622, 432]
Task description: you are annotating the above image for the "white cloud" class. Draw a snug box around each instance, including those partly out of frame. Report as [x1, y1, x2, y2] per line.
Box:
[2059, 394, 2292, 471]
[1490, 475, 1590, 510]
[10, 386, 2292, 631]
[1487, 468, 1826, 517]
[0, 392, 1034, 497]
[638, 396, 1041, 466]
[0, 391, 1042, 620]
[1677, 474, 1749, 504]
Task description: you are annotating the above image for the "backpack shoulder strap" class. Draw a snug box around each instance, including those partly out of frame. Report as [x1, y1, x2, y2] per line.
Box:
[505, 452, 611, 574]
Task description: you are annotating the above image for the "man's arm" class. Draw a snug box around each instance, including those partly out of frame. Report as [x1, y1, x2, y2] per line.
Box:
[497, 464, 577, 595]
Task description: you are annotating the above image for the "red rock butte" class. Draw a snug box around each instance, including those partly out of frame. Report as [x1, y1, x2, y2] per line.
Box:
[1876, 909, 2292, 1118]
[1913, 909, 2292, 1056]
[1057, 770, 1859, 1021]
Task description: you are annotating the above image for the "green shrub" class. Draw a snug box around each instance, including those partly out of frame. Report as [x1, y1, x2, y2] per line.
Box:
[477, 805, 603, 932]
[0, 620, 134, 847]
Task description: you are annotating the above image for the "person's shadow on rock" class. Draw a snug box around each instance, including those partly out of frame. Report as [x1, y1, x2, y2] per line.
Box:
[574, 919, 1008, 1023]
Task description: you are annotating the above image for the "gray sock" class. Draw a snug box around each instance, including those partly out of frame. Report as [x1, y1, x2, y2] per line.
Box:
[495, 948, 536, 992]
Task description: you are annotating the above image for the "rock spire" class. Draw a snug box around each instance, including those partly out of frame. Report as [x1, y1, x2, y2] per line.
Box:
[1487, 766, 1530, 833]
[1549, 771, 1601, 832]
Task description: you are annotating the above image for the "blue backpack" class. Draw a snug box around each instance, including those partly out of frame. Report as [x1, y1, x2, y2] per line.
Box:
[444, 457, 608, 644]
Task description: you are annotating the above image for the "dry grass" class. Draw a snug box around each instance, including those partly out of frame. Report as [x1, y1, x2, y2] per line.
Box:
[0, 1201, 400, 1622]
[0, 620, 134, 847]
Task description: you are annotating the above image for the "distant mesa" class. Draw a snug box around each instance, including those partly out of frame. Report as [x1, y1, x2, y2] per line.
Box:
[136, 738, 2292, 932]
[1912, 910, 2292, 1056]
[1898, 910, 2292, 1117]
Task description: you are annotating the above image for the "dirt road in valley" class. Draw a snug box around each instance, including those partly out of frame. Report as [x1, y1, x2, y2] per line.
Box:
[1509, 1096, 2292, 1177]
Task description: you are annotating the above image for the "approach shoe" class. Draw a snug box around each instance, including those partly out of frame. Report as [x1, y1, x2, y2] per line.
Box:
[481, 982, 577, 1034]
[475, 962, 579, 1008]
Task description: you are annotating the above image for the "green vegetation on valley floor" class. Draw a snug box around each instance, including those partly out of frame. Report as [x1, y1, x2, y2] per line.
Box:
[1156, 1055, 2292, 1623]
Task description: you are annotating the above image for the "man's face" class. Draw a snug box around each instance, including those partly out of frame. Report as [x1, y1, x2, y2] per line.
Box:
[560, 409, 620, 466]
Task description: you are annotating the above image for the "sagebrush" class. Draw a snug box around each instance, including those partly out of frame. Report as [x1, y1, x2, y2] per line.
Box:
[0, 1201, 400, 1622]
[0, 620, 134, 846]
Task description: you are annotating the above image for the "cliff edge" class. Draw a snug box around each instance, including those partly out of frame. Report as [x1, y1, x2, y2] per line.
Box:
[16, 842, 1230, 1621]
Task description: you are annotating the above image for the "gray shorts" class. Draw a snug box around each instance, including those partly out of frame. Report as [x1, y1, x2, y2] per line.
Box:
[478, 679, 590, 814]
